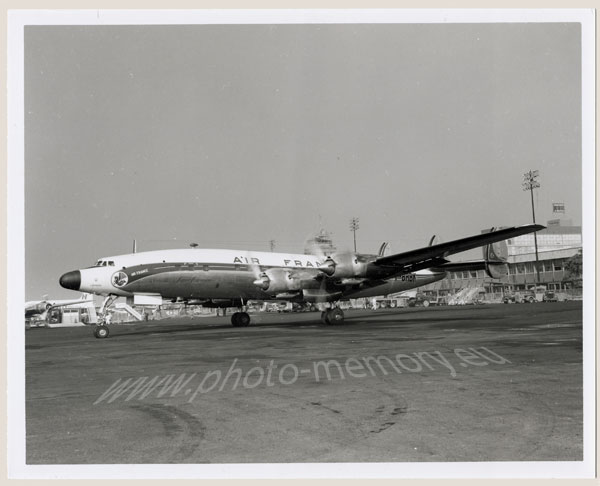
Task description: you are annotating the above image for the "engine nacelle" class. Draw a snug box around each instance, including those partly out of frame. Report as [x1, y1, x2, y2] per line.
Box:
[253, 268, 301, 294]
[319, 252, 369, 278]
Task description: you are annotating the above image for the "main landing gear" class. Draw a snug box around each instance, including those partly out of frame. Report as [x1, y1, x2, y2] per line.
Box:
[321, 307, 345, 325]
[231, 312, 251, 327]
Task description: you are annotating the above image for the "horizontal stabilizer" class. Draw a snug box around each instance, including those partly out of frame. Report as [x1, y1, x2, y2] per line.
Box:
[434, 259, 509, 279]
[434, 260, 487, 273]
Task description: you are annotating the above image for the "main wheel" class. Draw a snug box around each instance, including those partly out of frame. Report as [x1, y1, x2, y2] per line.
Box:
[94, 325, 110, 339]
[231, 312, 241, 327]
[327, 308, 344, 325]
[321, 311, 330, 325]
[237, 312, 251, 327]
[422, 300, 430, 307]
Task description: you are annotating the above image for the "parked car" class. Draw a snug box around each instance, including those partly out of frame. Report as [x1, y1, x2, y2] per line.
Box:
[407, 292, 431, 307]
[503, 291, 536, 304]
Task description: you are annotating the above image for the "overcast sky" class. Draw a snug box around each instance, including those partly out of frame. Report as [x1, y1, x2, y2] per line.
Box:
[23, 22, 582, 300]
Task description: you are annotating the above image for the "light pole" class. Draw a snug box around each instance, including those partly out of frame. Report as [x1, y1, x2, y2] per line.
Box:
[522, 170, 541, 284]
[349, 217, 360, 252]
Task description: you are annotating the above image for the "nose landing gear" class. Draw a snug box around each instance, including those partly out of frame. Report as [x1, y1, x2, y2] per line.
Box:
[93, 295, 118, 339]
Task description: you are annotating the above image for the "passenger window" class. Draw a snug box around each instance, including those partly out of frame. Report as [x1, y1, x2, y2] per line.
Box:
[108, 261, 115, 266]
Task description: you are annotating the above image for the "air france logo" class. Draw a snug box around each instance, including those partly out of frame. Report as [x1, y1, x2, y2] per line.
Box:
[111, 271, 129, 288]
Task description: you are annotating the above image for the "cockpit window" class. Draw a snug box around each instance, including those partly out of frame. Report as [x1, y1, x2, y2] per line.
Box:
[91, 259, 115, 267]
[93, 260, 115, 267]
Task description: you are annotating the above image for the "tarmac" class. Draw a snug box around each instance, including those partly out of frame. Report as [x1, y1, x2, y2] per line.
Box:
[25, 302, 583, 464]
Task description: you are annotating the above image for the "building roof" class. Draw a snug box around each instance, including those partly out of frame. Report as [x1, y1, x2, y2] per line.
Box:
[536, 225, 581, 235]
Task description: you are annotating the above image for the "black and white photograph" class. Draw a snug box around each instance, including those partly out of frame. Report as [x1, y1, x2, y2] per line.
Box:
[7, 8, 595, 479]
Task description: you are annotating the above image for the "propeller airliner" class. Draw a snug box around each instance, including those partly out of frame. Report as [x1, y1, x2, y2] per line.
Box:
[59, 224, 544, 338]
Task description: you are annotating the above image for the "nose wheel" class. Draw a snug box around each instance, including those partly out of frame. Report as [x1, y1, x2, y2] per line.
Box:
[94, 325, 110, 339]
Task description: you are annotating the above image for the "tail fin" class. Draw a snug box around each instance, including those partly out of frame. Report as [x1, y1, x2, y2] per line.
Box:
[484, 240, 508, 262]
[482, 228, 509, 278]
[431, 229, 511, 280]
[377, 242, 389, 257]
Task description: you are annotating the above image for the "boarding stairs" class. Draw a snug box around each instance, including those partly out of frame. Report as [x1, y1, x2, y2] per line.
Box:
[114, 302, 144, 321]
[449, 286, 483, 305]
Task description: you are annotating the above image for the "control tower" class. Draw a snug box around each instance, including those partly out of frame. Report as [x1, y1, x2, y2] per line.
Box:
[304, 229, 336, 256]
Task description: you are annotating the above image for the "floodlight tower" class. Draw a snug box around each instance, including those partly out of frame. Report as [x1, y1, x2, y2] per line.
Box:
[522, 170, 541, 284]
[349, 217, 360, 252]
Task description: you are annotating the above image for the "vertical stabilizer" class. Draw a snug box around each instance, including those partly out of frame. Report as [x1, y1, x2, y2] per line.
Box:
[482, 228, 509, 278]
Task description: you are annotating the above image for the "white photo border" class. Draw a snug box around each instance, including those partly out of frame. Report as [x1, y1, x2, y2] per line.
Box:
[7, 8, 596, 479]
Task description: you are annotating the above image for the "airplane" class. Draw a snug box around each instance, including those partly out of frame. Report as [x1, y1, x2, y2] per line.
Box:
[59, 224, 544, 338]
[25, 293, 94, 320]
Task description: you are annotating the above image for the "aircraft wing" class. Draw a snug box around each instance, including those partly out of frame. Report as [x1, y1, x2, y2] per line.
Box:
[372, 224, 545, 272]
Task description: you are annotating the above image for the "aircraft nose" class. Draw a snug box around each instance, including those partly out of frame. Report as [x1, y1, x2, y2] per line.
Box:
[59, 270, 81, 291]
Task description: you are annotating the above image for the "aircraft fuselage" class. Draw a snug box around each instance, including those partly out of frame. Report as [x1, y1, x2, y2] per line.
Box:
[59, 248, 446, 303]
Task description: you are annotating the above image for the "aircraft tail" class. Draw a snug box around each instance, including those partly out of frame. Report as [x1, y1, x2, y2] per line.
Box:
[433, 238, 509, 279]
[482, 229, 509, 279]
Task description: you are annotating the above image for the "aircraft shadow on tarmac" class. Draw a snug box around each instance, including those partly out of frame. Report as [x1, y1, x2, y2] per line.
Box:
[105, 311, 414, 338]
[111, 317, 360, 337]
[104, 307, 501, 338]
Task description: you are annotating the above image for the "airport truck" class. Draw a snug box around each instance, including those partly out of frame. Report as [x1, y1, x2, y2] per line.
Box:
[372, 296, 406, 309]
[372, 290, 445, 309]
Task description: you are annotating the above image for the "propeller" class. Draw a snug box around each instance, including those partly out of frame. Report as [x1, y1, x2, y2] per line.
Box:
[253, 273, 270, 291]
[302, 237, 336, 279]
[318, 256, 337, 276]
[248, 258, 270, 290]
[315, 250, 370, 279]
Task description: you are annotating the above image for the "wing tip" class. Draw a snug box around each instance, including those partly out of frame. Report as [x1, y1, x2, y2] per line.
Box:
[525, 223, 546, 231]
